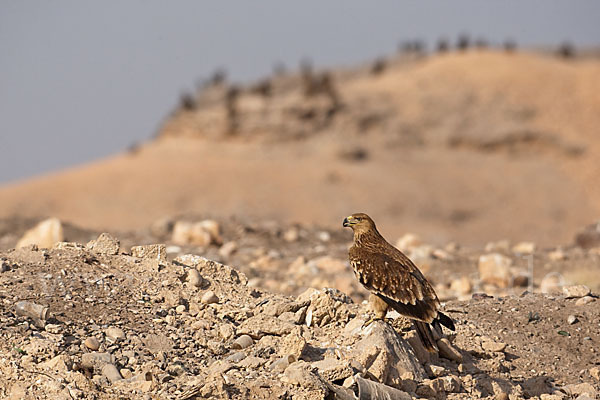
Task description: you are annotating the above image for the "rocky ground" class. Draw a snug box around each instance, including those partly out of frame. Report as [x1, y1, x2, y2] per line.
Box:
[0, 217, 599, 399]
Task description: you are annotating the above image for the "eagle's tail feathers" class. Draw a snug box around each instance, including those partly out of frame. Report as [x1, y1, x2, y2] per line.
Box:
[436, 311, 455, 331]
[414, 321, 438, 353]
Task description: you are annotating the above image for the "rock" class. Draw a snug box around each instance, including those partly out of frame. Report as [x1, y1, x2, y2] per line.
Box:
[238, 356, 266, 369]
[282, 361, 327, 392]
[278, 330, 307, 360]
[39, 355, 73, 372]
[548, 249, 567, 261]
[512, 273, 529, 287]
[311, 358, 352, 381]
[318, 231, 331, 242]
[432, 248, 451, 260]
[575, 296, 595, 306]
[150, 217, 174, 238]
[304, 288, 352, 327]
[270, 356, 292, 373]
[575, 221, 600, 249]
[175, 304, 186, 314]
[237, 314, 295, 338]
[23, 337, 58, 357]
[349, 320, 425, 387]
[429, 365, 446, 377]
[86, 233, 120, 255]
[541, 273, 564, 294]
[187, 269, 204, 287]
[539, 394, 565, 400]
[201, 290, 219, 304]
[512, 242, 536, 254]
[478, 253, 512, 288]
[232, 335, 253, 349]
[172, 221, 209, 247]
[102, 363, 123, 382]
[218, 241, 238, 258]
[17, 218, 63, 249]
[396, 233, 423, 251]
[481, 338, 507, 353]
[563, 285, 591, 298]
[437, 338, 463, 362]
[172, 220, 222, 247]
[405, 330, 431, 364]
[355, 376, 412, 400]
[199, 220, 222, 244]
[0, 260, 8, 273]
[84, 337, 100, 351]
[131, 244, 167, 264]
[175, 255, 247, 285]
[283, 227, 299, 242]
[219, 324, 235, 340]
[437, 375, 462, 393]
[81, 352, 114, 371]
[450, 276, 472, 295]
[567, 315, 578, 324]
[120, 368, 133, 379]
[521, 376, 552, 397]
[227, 352, 246, 363]
[485, 239, 510, 252]
[564, 383, 597, 398]
[44, 323, 61, 334]
[105, 327, 125, 342]
[589, 366, 600, 380]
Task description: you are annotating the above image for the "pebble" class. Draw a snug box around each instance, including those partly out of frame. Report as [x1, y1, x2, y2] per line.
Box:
[175, 305, 186, 314]
[482, 339, 507, 353]
[85, 337, 100, 351]
[232, 335, 253, 350]
[201, 290, 219, 304]
[219, 241, 238, 258]
[219, 324, 235, 340]
[429, 365, 446, 377]
[0, 260, 9, 273]
[563, 285, 591, 298]
[81, 352, 113, 370]
[44, 324, 61, 334]
[187, 269, 203, 287]
[102, 363, 123, 382]
[567, 315, 578, 325]
[120, 368, 133, 379]
[512, 241, 536, 254]
[450, 277, 472, 295]
[269, 356, 291, 372]
[437, 338, 463, 362]
[478, 253, 512, 288]
[575, 296, 595, 306]
[105, 327, 126, 342]
[226, 351, 246, 363]
[541, 274, 564, 294]
[548, 249, 566, 261]
[590, 366, 600, 380]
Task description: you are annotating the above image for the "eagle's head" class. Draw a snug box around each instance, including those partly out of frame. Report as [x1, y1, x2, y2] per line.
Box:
[343, 212, 376, 234]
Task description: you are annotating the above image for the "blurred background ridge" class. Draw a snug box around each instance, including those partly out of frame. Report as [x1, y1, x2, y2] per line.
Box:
[1, 1, 599, 245]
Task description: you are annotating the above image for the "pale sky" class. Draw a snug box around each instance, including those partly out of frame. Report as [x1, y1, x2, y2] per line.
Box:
[1, 1, 599, 183]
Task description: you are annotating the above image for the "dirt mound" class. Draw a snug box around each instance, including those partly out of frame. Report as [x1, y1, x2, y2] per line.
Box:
[1, 51, 599, 245]
[1, 232, 599, 399]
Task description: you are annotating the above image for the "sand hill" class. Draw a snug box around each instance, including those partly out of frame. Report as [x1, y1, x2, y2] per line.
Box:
[1, 50, 599, 245]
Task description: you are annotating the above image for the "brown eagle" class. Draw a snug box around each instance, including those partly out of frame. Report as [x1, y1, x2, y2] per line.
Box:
[343, 212, 455, 352]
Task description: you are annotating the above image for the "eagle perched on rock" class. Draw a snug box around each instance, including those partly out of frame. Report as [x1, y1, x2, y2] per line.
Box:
[343, 212, 455, 352]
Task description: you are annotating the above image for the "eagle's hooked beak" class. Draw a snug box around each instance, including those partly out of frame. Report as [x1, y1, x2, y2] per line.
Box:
[342, 216, 354, 227]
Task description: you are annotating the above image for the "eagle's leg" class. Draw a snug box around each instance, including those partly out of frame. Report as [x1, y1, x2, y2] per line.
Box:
[363, 294, 390, 328]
